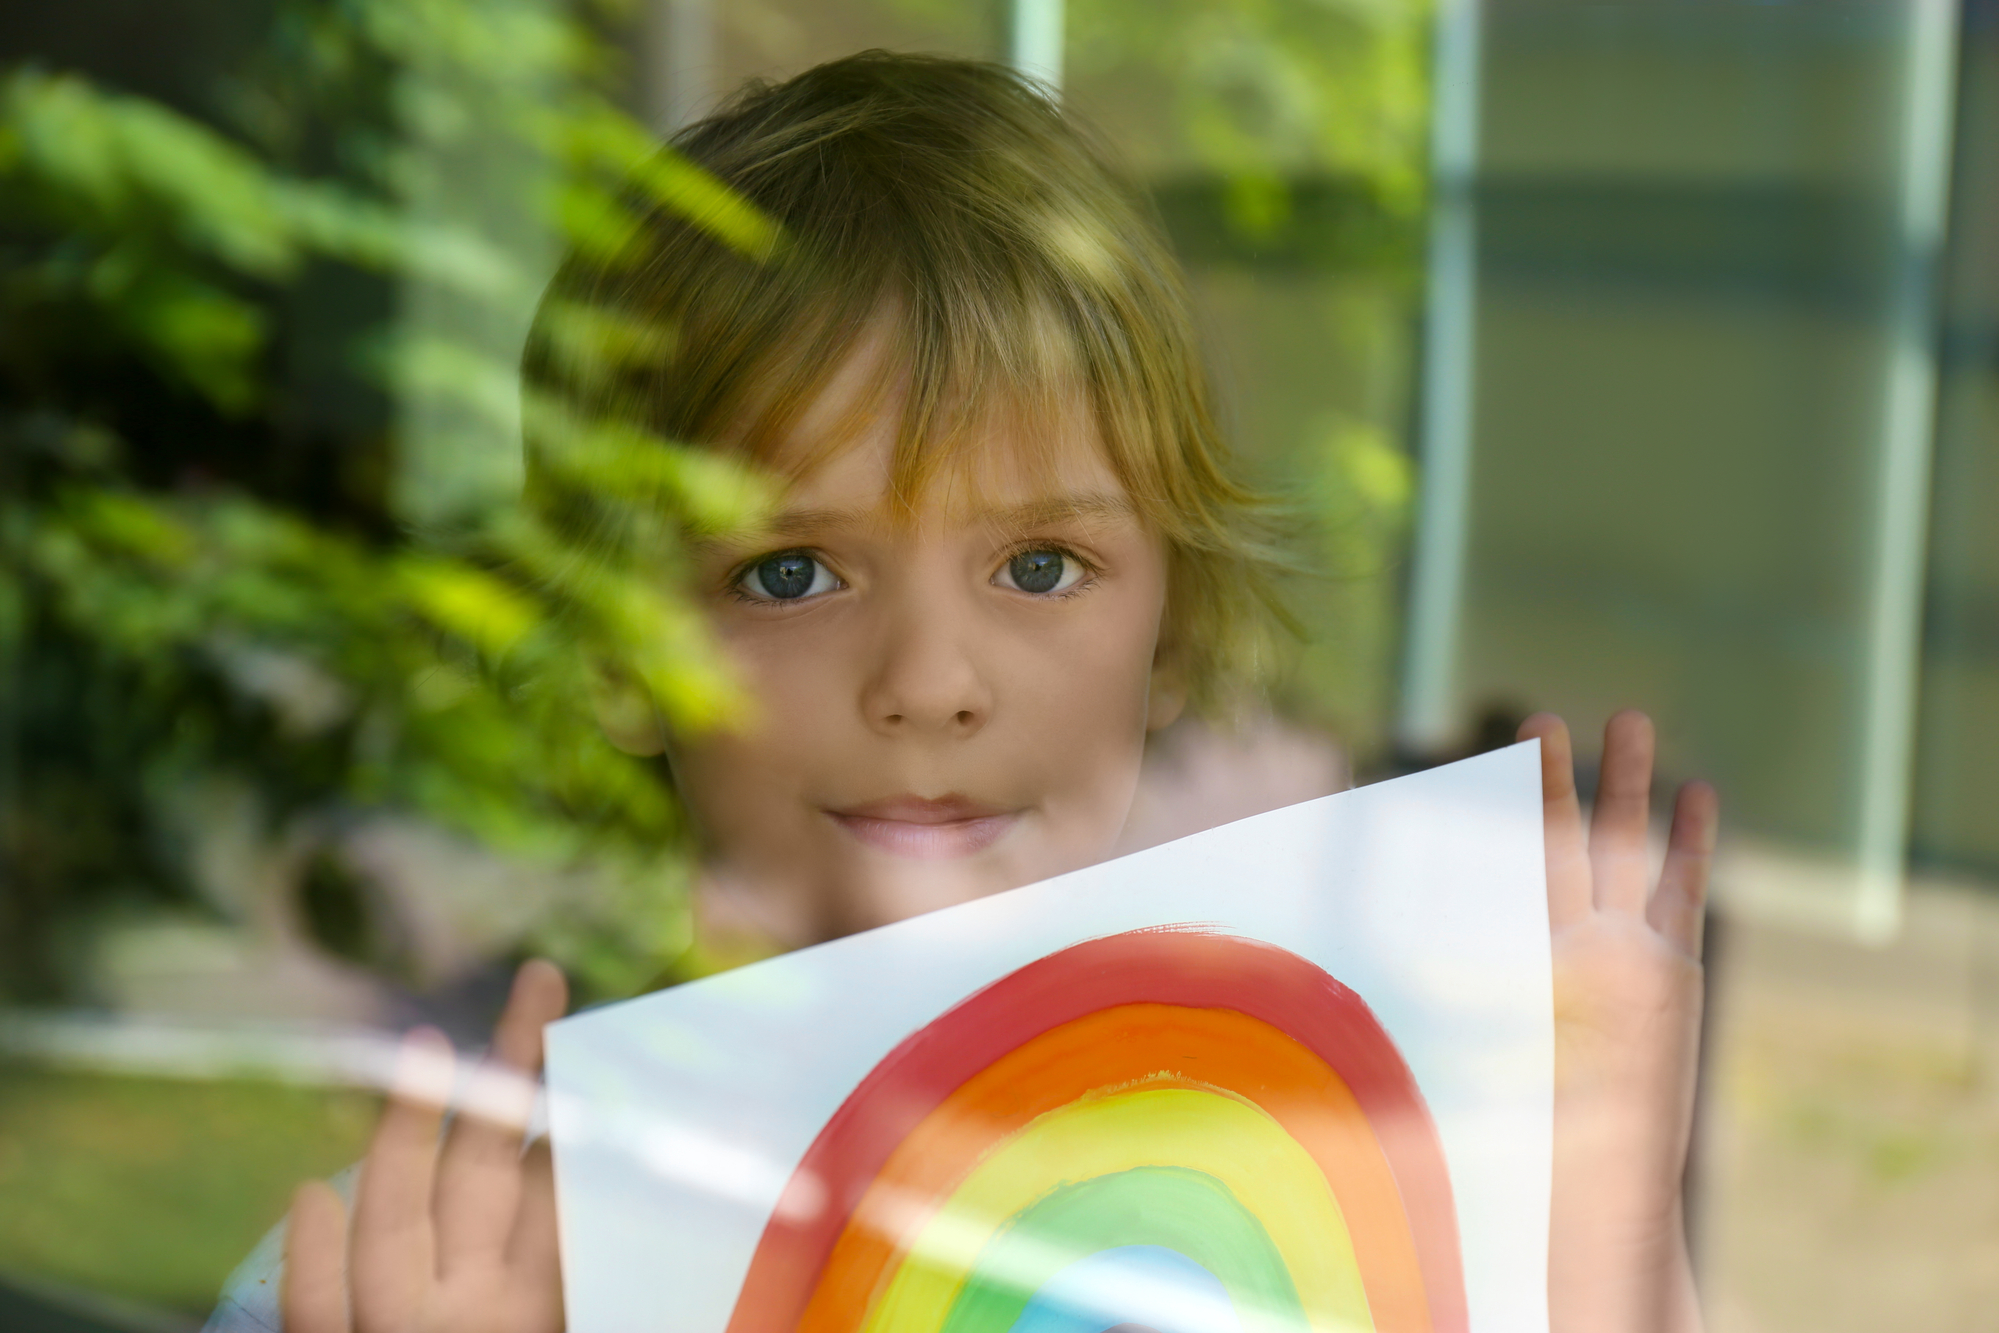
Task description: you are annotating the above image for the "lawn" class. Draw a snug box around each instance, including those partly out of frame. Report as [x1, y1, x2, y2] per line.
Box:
[0, 1065, 377, 1319]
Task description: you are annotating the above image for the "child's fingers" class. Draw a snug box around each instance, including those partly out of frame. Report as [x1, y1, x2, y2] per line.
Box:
[507, 1139, 566, 1326]
[1588, 709, 1656, 916]
[433, 963, 567, 1271]
[1518, 713, 1592, 927]
[1650, 779, 1719, 957]
[349, 1028, 453, 1324]
[282, 1180, 351, 1333]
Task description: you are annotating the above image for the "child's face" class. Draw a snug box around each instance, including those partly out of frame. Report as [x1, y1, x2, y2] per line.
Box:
[668, 355, 1180, 944]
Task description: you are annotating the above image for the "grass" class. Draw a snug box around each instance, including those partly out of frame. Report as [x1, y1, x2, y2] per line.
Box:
[0, 1064, 377, 1318]
[1705, 1006, 1999, 1332]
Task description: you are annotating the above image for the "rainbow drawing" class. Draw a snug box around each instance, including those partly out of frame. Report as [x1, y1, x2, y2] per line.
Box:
[724, 927, 1466, 1333]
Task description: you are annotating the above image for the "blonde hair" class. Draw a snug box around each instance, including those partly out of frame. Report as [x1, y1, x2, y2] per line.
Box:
[526, 52, 1285, 713]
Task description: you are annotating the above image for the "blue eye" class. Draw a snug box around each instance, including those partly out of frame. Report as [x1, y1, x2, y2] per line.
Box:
[740, 550, 837, 602]
[1000, 549, 1083, 595]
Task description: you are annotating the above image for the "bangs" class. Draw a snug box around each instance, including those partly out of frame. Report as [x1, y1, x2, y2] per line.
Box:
[713, 283, 1106, 519]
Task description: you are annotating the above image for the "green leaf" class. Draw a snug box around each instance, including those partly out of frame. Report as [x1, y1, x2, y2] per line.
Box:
[396, 557, 540, 656]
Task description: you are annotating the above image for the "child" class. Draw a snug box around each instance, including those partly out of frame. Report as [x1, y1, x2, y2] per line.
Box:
[274, 53, 1716, 1333]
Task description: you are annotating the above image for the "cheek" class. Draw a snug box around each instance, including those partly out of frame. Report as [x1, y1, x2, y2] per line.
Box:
[1004, 570, 1166, 771]
[1039, 609, 1157, 728]
[668, 624, 851, 827]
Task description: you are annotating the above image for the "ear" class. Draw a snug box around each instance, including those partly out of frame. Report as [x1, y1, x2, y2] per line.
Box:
[1146, 654, 1189, 732]
[587, 662, 668, 757]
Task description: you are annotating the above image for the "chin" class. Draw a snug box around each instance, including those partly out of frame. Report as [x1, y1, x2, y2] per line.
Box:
[831, 856, 1019, 932]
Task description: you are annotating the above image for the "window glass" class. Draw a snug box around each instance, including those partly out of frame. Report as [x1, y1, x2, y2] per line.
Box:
[2, 3, 1996, 1331]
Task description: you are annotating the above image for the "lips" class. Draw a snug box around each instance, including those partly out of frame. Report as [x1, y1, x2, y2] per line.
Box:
[825, 794, 1019, 860]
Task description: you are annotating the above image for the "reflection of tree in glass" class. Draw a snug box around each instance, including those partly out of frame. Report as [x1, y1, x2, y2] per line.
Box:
[1052, 0, 1429, 755]
[0, 0, 778, 1006]
[1064, 0, 1430, 223]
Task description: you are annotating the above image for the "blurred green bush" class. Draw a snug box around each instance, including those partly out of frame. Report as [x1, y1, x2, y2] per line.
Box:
[0, 0, 775, 1006]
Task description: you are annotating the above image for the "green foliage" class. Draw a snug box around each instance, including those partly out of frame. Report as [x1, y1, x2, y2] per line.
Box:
[1054, 0, 1431, 753]
[0, 0, 775, 1003]
[1069, 0, 1432, 220]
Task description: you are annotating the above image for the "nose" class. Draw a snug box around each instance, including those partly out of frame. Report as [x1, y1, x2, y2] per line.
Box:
[860, 588, 994, 738]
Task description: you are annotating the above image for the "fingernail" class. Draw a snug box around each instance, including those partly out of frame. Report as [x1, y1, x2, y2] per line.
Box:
[516, 957, 563, 1002]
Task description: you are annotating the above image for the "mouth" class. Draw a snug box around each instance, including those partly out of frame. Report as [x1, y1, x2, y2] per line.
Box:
[825, 794, 1021, 860]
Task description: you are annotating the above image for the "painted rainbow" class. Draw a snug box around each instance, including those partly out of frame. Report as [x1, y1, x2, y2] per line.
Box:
[725, 928, 1466, 1333]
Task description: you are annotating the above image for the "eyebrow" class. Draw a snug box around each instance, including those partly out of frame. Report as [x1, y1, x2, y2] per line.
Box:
[707, 491, 1139, 549]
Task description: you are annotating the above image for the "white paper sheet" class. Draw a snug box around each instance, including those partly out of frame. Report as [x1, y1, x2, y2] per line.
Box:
[546, 742, 1550, 1333]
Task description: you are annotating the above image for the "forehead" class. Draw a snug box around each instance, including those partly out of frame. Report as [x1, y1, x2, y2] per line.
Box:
[758, 328, 1128, 529]
[775, 407, 1124, 524]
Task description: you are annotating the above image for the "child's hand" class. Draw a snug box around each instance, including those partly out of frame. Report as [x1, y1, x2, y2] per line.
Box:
[1522, 711, 1717, 1333]
[284, 961, 569, 1333]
